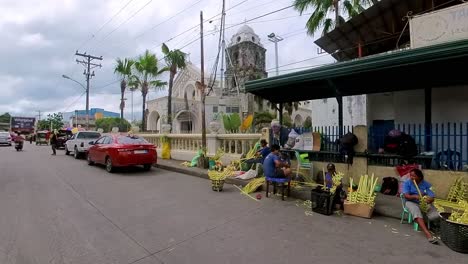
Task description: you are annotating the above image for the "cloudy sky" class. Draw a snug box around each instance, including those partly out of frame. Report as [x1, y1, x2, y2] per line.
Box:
[0, 0, 334, 120]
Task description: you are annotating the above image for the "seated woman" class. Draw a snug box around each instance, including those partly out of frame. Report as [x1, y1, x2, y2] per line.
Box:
[263, 144, 292, 178]
[319, 163, 346, 210]
[244, 139, 271, 169]
[403, 169, 439, 244]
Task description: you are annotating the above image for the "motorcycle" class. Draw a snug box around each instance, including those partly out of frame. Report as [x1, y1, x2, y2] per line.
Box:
[15, 140, 23, 151]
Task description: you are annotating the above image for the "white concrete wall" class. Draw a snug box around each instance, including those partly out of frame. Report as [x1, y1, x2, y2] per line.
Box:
[367, 86, 468, 125]
[311, 95, 367, 127]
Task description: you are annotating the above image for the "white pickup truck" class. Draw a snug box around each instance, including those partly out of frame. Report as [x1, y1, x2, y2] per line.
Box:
[65, 131, 101, 159]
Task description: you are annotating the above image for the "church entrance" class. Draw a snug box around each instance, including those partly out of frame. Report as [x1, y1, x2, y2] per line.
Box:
[175, 110, 197, 134]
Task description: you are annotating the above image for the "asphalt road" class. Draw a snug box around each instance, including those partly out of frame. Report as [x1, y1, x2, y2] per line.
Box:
[0, 143, 466, 264]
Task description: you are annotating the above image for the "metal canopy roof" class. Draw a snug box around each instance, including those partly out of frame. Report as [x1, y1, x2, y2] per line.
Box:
[314, 0, 459, 61]
[245, 40, 468, 103]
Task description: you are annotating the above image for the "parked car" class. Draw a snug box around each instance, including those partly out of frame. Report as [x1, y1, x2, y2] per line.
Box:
[56, 130, 72, 149]
[87, 134, 157, 173]
[65, 131, 101, 159]
[0, 131, 12, 146]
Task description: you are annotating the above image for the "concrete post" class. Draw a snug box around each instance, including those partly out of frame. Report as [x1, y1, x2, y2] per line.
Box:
[353, 125, 368, 152]
[207, 134, 220, 156]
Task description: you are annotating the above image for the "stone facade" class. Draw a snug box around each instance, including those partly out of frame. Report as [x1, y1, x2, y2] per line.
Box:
[146, 25, 311, 133]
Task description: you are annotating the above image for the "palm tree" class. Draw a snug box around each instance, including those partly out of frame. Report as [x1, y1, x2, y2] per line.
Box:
[161, 43, 187, 129]
[133, 50, 168, 131]
[293, 0, 378, 36]
[128, 76, 140, 123]
[114, 58, 134, 120]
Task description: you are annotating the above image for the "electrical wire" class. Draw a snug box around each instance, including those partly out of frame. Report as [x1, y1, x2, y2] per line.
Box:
[95, 0, 153, 44]
[62, 91, 87, 113]
[133, 0, 204, 40]
[76, 0, 137, 50]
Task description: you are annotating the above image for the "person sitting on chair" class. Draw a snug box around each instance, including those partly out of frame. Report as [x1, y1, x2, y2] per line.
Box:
[244, 139, 271, 168]
[403, 168, 439, 244]
[263, 144, 292, 178]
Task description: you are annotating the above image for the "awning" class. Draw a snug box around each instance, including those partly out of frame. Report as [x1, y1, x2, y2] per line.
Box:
[245, 39, 468, 103]
[314, 0, 458, 61]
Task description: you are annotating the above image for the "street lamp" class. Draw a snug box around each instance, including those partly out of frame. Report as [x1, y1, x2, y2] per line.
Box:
[267, 33, 283, 76]
[62, 74, 89, 129]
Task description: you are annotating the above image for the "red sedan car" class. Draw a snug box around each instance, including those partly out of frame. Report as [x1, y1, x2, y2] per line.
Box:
[87, 134, 157, 173]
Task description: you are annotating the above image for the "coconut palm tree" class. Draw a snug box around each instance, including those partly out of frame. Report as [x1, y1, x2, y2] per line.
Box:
[114, 58, 134, 120]
[161, 43, 187, 129]
[128, 76, 140, 123]
[293, 0, 378, 36]
[133, 50, 168, 131]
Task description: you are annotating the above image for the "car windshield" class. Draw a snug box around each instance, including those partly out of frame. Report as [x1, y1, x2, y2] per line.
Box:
[77, 132, 101, 139]
[117, 136, 149, 145]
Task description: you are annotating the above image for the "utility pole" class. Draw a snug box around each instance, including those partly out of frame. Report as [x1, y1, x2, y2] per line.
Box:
[220, 0, 226, 95]
[35, 110, 42, 132]
[75, 51, 103, 130]
[36, 110, 42, 122]
[200, 11, 207, 157]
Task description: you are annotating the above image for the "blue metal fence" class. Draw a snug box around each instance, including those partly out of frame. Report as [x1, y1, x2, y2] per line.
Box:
[292, 126, 353, 152]
[369, 122, 468, 171]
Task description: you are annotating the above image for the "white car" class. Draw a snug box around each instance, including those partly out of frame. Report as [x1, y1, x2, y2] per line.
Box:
[65, 131, 101, 159]
[0, 131, 12, 146]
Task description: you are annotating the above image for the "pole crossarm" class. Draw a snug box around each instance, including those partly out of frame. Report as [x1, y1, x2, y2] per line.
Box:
[74, 51, 103, 130]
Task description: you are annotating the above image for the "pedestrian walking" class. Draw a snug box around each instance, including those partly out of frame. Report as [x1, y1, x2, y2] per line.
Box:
[50, 131, 58, 155]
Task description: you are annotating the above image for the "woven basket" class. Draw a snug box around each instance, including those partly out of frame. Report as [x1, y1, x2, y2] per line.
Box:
[440, 212, 468, 253]
[211, 180, 225, 192]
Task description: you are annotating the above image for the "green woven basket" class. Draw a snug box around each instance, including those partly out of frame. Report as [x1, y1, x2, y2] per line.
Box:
[211, 180, 225, 192]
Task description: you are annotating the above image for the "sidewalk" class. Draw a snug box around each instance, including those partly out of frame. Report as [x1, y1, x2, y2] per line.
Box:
[156, 159, 403, 219]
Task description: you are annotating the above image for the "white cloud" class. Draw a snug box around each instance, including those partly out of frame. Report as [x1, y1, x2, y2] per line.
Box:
[0, 0, 334, 118]
[18, 33, 51, 47]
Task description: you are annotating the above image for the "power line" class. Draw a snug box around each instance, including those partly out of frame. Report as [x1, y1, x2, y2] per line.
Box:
[62, 92, 87, 113]
[77, 0, 137, 50]
[96, 0, 153, 44]
[133, 0, 204, 40]
[264, 30, 415, 73]
[161, 4, 295, 52]
[149, 0, 251, 50]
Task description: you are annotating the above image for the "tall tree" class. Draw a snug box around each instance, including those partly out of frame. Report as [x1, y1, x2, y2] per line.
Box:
[293, 0, 377, 36]
[161, 43, 187, 130]
[133, 50, 168, 131]
[37, 113, 64, 131]
[114, 58, 134, 120]
[0, 113, 11, 123]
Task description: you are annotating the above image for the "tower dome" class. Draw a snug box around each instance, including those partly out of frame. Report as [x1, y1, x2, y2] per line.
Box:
[237, 24, 255, 35]
[229, 24, 262, 47]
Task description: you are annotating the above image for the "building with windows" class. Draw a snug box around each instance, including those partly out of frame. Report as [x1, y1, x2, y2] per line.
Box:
[146, 25, 311, 133]
[62, 108, 120, 128]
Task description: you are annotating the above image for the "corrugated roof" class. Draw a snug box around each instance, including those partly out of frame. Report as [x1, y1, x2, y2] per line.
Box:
[314, 0, 459, 61]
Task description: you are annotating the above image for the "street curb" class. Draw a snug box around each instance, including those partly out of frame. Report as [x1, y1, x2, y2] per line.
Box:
[155, 163, 251, 186]
[154, 163, 401, 220]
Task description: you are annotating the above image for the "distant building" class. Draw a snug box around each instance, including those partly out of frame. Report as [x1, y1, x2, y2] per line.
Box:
[62, 108, 119, 128]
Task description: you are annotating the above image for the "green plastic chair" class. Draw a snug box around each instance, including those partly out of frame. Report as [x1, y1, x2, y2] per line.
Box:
[400, 193, 430, 231]
[400, 193, 418, 230]
[294, 151, 311, 178]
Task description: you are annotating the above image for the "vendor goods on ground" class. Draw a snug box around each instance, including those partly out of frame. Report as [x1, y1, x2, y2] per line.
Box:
[345, 174, 378, 218]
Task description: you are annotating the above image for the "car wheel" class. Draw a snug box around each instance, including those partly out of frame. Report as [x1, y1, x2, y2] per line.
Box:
[143, 164, 152, 171]
[87, 154, 94, 166]
[105, 157, 114, 173]
[65, 146, 70, 155]
[74, 147, 80, 159]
